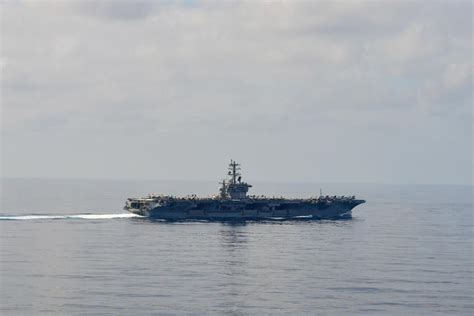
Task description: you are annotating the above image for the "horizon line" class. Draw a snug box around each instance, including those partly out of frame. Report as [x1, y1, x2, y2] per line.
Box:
[0, 176, 471, 187]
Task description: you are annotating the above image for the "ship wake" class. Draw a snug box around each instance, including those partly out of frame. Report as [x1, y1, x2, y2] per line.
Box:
[0, 213, 142, 220]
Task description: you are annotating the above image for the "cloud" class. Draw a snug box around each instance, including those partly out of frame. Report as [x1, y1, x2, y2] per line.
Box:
[73, 0, 159, 20]
[1, 0, 472, 184]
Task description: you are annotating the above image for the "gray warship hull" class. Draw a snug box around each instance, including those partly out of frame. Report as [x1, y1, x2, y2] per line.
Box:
[126, 198, 365, 220]
[125, 160, 365, 220]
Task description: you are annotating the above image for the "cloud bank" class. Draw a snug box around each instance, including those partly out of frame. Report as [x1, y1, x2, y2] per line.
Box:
[1, 0, 472, 184]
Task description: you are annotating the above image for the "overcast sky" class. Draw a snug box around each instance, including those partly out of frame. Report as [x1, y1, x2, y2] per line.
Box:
[1, 0, 472, 185]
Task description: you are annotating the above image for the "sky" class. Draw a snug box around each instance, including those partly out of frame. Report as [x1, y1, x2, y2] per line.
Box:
[0, 0, 472, 185]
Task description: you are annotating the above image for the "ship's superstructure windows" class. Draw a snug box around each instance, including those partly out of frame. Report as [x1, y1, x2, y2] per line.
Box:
[227, 183, 250, 199]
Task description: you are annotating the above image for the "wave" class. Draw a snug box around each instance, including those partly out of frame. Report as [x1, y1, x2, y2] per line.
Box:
[0, 213, 142, 220]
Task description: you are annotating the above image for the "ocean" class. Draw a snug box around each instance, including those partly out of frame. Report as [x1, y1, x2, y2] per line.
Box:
[0, 178, 472, 315]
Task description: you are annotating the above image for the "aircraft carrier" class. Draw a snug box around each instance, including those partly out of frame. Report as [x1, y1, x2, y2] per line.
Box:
[125, 160, 365, 220]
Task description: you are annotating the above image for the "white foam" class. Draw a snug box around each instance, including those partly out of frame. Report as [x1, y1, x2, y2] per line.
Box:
[68, 213, 141, 219]
[0, 213, 142, 220]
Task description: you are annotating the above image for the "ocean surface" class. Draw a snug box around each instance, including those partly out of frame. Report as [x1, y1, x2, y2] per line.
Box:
[0, 178, 472, 315]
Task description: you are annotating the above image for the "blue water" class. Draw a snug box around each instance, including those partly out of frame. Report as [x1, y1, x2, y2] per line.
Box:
[0, 179, 472, 315]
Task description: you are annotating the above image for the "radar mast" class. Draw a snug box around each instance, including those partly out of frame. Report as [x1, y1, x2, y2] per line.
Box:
[228, 160, 241, 184]
[224, 160, 252, 200]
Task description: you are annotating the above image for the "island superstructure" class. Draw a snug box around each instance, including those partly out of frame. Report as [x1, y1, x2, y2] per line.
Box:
[124, 160, 365, 220]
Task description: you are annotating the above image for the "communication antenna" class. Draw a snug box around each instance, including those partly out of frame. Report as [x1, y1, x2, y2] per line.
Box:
[228, 159, 241, 184]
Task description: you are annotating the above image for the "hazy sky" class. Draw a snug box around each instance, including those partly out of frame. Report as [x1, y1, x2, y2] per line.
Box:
[1, 1, 472, 185]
